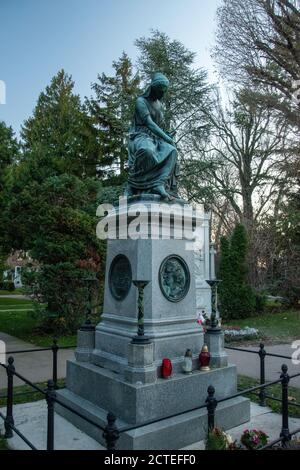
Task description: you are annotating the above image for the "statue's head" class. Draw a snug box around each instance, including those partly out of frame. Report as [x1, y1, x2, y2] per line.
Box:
[151, 72, 169, 99]
[144, 72, 169, 100]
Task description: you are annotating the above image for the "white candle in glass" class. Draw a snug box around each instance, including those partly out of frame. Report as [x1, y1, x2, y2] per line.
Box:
[182, 349, 193, 374]
[209, 244, 216, 280]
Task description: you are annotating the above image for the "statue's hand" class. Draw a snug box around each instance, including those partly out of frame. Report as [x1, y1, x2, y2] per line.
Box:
[165, 136, 175, 145]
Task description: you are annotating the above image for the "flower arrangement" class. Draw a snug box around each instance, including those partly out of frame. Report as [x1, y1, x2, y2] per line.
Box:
[205, 427, 237, 450]
[196, 311, 207, 326]
[205, 427, 269, 451]
[240, 429, 268, 450]
[197, 311, 222, 332]
[223, 326, 259, 343]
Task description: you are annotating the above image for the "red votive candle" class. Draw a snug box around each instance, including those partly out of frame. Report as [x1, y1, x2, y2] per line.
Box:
[161, 358, 172, 378]
[199, 344, 210, 371]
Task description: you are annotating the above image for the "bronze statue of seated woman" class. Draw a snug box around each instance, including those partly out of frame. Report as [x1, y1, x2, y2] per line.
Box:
[126, 72, 179, 201]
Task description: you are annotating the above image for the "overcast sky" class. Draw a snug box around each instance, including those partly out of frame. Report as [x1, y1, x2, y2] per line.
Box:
[0, 0, 221, 135]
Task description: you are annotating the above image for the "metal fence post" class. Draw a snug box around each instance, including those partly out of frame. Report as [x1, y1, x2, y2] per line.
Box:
[258, 343, 266, 406]
[46, 379, 56, 450]
[206, 385, 217, 431]
[280, 364, 291, 445]
[4, 356, 15, 438]
[52, 339, 59, 390]
[103, 412, 119, 450]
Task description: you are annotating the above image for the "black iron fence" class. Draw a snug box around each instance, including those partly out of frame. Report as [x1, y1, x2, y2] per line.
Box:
[225, 343, 300, 408]
[0, 339, 74, 392]
[0, 342, 300, 450]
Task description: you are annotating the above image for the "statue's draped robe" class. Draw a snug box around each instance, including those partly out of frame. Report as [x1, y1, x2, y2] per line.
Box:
[128, 97, 177, 191]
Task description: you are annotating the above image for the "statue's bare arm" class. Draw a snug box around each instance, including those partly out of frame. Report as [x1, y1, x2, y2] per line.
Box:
[144, 115, 175, 146]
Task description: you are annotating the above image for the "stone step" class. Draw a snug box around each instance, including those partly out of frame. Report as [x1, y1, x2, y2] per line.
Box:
[56, 387, 250, 450]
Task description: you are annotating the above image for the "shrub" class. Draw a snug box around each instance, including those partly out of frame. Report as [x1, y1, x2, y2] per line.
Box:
[205, 427, 237, 450]
[255, 293, 267, 313]
[32, 262, 102, 335]
[2, 280, 15, 291]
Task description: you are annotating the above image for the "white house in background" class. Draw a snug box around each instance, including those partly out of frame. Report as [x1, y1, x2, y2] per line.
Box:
[13, 266, 22, 287]
[3, 266, 23, 288]
[3, 251, 38, 289]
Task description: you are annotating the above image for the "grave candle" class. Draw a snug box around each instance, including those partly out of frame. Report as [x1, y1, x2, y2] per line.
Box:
[182, 349, 193, 374]
[161, 358, 172, 379]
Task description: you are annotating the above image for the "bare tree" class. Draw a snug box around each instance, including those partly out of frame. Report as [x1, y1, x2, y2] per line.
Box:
[181, 92, 293, 283]
[185, 93, 290, 225]
[214, 0, 300, 130]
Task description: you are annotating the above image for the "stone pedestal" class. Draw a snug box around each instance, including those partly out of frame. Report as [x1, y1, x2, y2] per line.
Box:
[56, 198, 250, 449]
[204, 330, 228, 368]
[124, 341, 157, 384]
[75, 327, 95, 363]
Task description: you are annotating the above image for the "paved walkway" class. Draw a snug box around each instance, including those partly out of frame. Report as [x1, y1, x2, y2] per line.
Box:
[0, 332, 74, 388]
[226, 343, 300, 388]
[0, 309, 34, 312]
[0, 295, 30, 300]
[1, 401, 299, 450]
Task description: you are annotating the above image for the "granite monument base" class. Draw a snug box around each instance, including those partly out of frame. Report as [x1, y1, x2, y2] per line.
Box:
[56, 359, 250, 450]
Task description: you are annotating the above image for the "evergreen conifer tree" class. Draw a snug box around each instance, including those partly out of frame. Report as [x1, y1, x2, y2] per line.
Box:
[0, 121, 20, 279]
[219, 223, 256, 319]
[87, 52, 140, 184]
[4, 71, 104, 333]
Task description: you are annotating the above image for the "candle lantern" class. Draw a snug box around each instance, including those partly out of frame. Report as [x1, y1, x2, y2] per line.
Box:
[161, 358, 172, 379]
[182, 349, 193, 374]
[199, 344, 210, 371]
[205, 279, 222, 332]
[209, 243, 217, 280]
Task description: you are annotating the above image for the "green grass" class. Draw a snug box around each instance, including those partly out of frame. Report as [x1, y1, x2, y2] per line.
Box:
[0, 298, 32, 307]
[238, 374, 300, 418]
[0, 378, 65, 408]
[0, 434, 8, 450]
[26, 334, 76, 348]
[0, 298, 76, 348]
[265, 300, 284, 309]
[223, 309, 300, 343]
[0, 288, 26, 296]
[0, 298, 34, 312]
